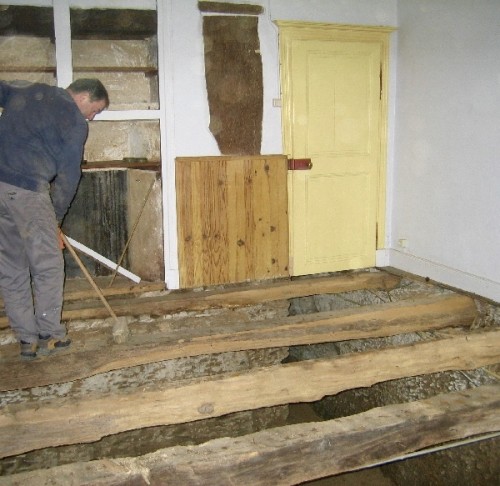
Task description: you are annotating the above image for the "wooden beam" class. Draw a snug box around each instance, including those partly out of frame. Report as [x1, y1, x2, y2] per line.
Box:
[0, 278, 164, 306]
[62, 280, 165, 302]
[0, 272, 400, 329]
[1, 385, 498, 485]
[0, 293, 476, 392]
[0, 329, 498, 457]
[0, 280, 164, 328]
[198, 1, 264, 15]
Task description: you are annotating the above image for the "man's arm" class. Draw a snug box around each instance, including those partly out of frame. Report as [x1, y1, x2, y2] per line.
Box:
[0, 80, 10, 107]
[51, 123, 88, 223]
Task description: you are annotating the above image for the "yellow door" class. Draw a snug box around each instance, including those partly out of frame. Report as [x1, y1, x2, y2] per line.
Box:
[279, 23, 392, 276]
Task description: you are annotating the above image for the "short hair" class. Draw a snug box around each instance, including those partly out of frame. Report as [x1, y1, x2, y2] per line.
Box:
[67, 78, 110, 108]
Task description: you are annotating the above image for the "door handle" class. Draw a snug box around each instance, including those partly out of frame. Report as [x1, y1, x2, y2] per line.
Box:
[288, 158, 313, 170]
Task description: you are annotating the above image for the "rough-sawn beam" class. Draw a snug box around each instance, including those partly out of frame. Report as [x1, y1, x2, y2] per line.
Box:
[1, 293, 476, 391]
[0, 329, 498, 457]
[1, 385, 498, 485]
[0, 271, 400, 328]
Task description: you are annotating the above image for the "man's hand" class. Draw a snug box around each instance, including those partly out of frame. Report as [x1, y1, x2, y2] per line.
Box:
[58, 228, 65, 250]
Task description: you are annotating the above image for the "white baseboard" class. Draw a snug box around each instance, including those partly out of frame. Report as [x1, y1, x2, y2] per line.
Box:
[376, 249, 391, 267]
[380, 249, 500, 303]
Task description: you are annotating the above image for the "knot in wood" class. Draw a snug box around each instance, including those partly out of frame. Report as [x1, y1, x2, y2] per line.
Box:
[198, 402, 215, 415]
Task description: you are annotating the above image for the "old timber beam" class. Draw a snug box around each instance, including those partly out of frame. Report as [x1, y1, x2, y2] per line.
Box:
[0, 329, 498, 457]
[1, 293, 476, 391]
[1, 385, 498, 485]
[0, 272, 400, 328]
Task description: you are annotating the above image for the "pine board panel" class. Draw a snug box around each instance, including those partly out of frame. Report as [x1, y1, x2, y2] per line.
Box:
[176, 155, 289, 287]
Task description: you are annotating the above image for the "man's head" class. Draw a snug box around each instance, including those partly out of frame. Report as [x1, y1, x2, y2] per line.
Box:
[67, 79, 109, 121]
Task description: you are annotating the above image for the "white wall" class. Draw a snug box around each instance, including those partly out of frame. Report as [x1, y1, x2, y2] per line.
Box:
[390, 0, 500, 302]
[165, 0, 397, 157]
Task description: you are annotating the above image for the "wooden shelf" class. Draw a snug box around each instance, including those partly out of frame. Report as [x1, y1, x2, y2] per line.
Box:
[73, 66, 157, 74]
[1, 67, 56, 73]
[2, 67, 157, 74]
[82, 160, 160, 171]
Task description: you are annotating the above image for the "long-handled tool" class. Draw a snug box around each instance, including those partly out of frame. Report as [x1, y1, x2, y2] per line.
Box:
[61, 233, 129, 342]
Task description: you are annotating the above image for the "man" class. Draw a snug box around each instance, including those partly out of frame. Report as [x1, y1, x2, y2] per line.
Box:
[0, 78, 109, 359]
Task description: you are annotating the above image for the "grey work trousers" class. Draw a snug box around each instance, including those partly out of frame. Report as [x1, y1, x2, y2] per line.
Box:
[0, 180, 66, 343]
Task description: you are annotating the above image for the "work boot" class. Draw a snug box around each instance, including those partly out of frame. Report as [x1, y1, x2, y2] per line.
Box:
[38, 334, 72, 356]
[20, 341, 37, 360]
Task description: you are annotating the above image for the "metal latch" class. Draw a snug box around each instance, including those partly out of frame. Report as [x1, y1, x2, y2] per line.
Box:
[288, 158, 313, 170]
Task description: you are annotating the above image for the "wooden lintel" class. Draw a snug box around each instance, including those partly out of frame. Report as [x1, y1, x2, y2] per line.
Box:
[0, 272, 400, 329]
[198, 1, 264, 15]
[1, 385, 499, 485]
[1, 293, 476, 392]
[0, 329, 498, 457]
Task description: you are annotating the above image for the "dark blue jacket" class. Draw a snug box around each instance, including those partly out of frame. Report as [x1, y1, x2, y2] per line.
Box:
[0, 81, 88, 222]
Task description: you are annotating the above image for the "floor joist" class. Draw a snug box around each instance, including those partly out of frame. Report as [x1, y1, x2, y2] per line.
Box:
[0, 293, 476, 392]
[1, 384, 498, 485]
[0, 329, 498, 457]
[0, 272, 400, 329]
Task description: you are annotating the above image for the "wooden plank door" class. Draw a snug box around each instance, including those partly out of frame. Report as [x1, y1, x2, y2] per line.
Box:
[279, 23, 392, 276]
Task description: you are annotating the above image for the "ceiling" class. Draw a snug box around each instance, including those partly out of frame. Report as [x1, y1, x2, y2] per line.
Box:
[0, 5, 157, 39]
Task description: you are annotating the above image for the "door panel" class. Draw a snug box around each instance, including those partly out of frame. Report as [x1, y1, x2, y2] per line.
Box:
[305, 170, 371, 267]
[307, 48, 376, 156]
[280, 25, 390, 276]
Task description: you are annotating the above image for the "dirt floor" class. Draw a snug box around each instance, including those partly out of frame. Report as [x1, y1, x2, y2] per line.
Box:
[287, 403, 395, 486]
[301, 469, 395, 486]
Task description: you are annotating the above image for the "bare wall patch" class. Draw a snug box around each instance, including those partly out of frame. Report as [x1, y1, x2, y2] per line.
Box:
[203, 15, 263, 155]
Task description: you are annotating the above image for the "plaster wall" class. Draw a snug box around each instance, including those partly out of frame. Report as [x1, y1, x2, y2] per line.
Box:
[166, 0, 397, 157]
[390, 0, 500, 302]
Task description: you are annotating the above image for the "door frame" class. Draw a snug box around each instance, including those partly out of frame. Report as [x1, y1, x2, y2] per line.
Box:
[277, 22, 394, 271]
